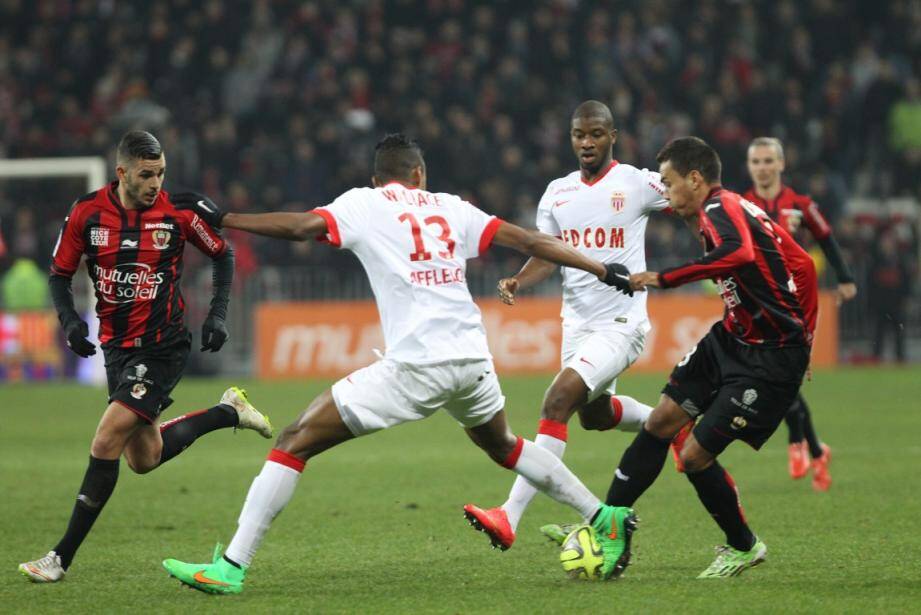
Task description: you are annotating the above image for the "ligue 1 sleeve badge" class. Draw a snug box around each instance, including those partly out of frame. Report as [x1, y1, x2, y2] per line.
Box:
[611, 191, 626, 214]
[152, 229, 171, 250]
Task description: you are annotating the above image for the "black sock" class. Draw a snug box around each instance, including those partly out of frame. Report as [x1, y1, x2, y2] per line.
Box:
[686, 462, 755, 552]
[784, 400, 804, 443]
[158, 404, 239, 465]
[53, 456, 119, 569]
[605, 427, 671, 507]
[798, 396, 824, 458]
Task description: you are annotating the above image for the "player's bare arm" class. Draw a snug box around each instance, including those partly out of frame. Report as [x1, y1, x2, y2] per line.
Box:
[493, 222, 605, 280]
[221, 211, 329, 242]
[629, 272, 662, 291]
[497, 257, 556, 305]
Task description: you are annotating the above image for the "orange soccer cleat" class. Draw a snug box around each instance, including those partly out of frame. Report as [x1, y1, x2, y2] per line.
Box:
[463, 504, 515, 550]
[788, 441, 809, 479]
[811, 444, 832, 491]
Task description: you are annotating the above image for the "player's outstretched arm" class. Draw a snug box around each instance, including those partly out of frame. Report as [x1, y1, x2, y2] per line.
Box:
[497, 257, 556, 305]
[221, 211, 329, 242]
[493, 222, 605, 279]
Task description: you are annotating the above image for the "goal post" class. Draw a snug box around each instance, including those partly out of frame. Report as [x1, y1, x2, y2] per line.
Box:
[0, 156, 108, 384]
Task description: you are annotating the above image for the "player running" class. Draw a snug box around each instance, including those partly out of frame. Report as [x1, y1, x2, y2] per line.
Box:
[597, 137, 818, 578]
[744, 137, 855, 490]
[18, 131, 272, 584]
[463, 101, 669, 550]
[161, 134, 639, 593]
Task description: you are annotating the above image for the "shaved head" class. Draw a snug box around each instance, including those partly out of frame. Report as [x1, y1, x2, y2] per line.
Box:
[572, 100, 614, 129]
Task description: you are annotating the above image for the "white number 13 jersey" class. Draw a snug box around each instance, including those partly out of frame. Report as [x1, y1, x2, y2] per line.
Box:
[313, 182, 502, 364]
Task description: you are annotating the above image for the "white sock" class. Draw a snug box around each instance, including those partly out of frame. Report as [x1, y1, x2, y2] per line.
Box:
[502, 423, 567, 531]
[611, 395, 653, 432]
[225, 451, 304, 567]
[504, 438, 600, 522]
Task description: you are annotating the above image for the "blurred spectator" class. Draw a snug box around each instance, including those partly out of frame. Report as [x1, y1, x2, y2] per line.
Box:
[1, 257, 47, 310]
[868, 229, 914, 362]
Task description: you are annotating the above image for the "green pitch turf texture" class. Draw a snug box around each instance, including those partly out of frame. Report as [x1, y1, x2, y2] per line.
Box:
[2, 366, 919, 613]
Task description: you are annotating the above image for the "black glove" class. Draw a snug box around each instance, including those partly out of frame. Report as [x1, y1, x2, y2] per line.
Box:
[200, 314, 228, 352]
[602, 262, 634, 297]
[171, 192, 226, 228]
[63, 318, 96, 357]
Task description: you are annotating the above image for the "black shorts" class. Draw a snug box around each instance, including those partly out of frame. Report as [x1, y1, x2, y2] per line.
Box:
[103, 332, 191, 423]
[663, 323, 809, 455]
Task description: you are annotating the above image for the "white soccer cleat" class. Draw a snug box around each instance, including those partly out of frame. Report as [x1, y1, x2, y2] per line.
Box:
[220, 387, 273, 439]
[19, 551, 65, 583]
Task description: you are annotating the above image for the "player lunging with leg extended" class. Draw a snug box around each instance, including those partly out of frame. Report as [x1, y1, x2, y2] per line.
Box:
[464, 101, 671, 549]
[601, 137, 819, 578]
[744, 137, 855, 490]
[162, 134, 640, 593]
[18, 131, 272, 584]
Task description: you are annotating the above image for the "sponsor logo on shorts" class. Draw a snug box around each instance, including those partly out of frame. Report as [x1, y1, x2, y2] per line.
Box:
[731, 416, 748, 430]
[135, 364, 148, 379]
[131, 383, 147, 399]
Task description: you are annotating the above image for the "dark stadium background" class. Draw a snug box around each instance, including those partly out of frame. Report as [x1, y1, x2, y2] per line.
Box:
[0, 0, 918, 370]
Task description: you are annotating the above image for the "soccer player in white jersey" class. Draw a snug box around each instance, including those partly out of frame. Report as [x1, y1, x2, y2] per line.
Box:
[161, 134, 640, 593]
[463, 101, 670, 549]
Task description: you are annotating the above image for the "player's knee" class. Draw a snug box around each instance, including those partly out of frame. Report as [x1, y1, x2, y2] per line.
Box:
[680, 446, 713, 474]
[90, 432, 125, 459]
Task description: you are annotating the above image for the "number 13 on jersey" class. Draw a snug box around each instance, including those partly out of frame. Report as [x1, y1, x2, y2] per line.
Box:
[399, 213, 456, 262]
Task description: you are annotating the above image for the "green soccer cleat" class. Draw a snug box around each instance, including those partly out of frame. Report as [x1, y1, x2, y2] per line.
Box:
[221, 387, 273, 439]
[540, 522, 581, 546]
[696, 540, 767, 579]
[163, 543, 246, 595]
[589, 505, 638, 580]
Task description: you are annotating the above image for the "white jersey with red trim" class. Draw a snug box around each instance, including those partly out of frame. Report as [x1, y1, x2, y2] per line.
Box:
[314, 182, 502, 364]
[536, 161, 668, 329]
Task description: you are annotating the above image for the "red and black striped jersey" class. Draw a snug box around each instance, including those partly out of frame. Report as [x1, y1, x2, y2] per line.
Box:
[742, 185, 832, 241]
[659, 187, 817, 348]
[51, 181, 226, 349]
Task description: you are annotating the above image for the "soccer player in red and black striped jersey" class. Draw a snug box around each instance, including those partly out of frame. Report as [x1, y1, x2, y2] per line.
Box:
[744, 137, 854, 490]
[19, 131, 273, 584]
[602, 137, 818, 578]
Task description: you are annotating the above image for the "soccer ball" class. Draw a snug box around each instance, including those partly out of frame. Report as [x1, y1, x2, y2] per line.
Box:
[559, 525, 604, 580]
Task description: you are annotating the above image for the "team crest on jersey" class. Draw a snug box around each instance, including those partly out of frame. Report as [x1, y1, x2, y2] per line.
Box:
[152, 229, 170, 250]
[611, 191, 626, 214]
[90, 227, 109, 247]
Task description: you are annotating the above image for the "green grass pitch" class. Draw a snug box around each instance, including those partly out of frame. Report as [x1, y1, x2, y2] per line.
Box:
[2, 366, 920, 613]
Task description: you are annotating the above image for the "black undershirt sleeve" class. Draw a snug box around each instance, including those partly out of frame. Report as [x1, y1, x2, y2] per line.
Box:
[816, 235, 855, 284]
[49, 273, 81, 327]
[208, 243, 234, 320]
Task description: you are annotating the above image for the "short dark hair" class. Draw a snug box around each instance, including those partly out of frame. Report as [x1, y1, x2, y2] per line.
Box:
[117, 130, 162, 164]
[374, 133, 424, 182]
[572, 100, 614, 128]
[656, 137, 721, 183]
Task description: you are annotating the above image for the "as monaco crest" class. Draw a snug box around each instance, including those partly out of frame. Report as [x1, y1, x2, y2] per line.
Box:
[611, 191, 626, 214]
[152, 230, 170, 250]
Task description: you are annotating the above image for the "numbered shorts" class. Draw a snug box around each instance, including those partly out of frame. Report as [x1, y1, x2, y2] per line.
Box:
[561, 321, 649, 402]
[103, 332, 191, 424]
[331, 358, 506, 436]
[663, 323, 809, 455]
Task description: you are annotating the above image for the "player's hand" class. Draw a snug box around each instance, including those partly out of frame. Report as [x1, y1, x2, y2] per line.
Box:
[836, 282, 857, 305]
[497, 277, 519, 305]
[629, 272, 661, 291]
[200, 315, 228, 352]
[601, 263, 634, 296]
[64, 319, 96, 357]
[171, 192, 226, 228]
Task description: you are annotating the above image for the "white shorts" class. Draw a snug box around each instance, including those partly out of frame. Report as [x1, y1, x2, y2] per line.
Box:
[331, 358, 505, 436]
[561, 321, 649, 402]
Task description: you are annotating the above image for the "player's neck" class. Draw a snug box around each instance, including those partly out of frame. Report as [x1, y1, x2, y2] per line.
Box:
[580, 156, 614, 184]
[115, 183, 143, 211]
[754, 181, 782, 201]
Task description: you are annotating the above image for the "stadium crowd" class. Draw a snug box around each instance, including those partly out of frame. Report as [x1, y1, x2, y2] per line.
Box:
[0, 0, 918, 356]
